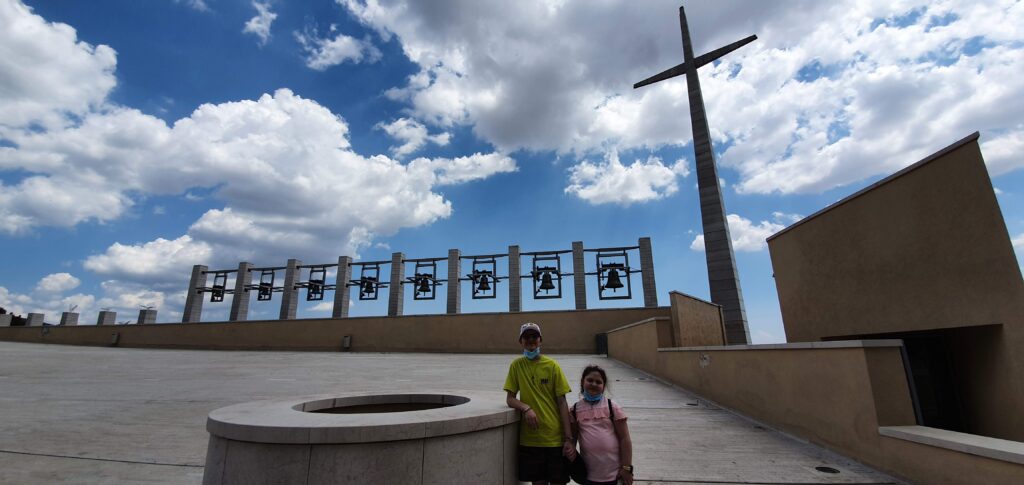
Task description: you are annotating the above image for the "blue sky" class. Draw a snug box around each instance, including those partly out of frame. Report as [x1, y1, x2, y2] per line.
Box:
[1, 0, 1022, 341]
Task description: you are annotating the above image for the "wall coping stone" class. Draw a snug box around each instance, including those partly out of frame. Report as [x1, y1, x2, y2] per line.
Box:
[879, 425, 1024, 465]
[657, 339, 904, 352]
[668, 290, 720, 307]
[606, 316, 671, 334]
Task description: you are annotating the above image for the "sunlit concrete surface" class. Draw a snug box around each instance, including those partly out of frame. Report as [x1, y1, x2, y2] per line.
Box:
[0, 342, 900, 484]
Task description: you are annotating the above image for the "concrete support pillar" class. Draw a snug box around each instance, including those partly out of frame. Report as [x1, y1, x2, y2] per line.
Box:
[0, 314, 12, 326]
[137, 309, 157, 324]
[333, 256, 353, 318]
[388, 252, 405, 317]
[279, 259, 302, 320]
[60, 312, 79, 326]
[508, 245, 521, 312]
[27, 313, 44, 326]
[639, 237, 658, 307]
[572, 241, 587, 310]
[182, 265, 208, 323]
[97, 311, 116, 326]
[229, 262, 252, 322]
[446, 249, 461, 314]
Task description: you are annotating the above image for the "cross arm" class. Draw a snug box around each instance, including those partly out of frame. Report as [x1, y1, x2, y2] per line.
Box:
[633, 34, 757, 90]
[633, 61, 690, 90]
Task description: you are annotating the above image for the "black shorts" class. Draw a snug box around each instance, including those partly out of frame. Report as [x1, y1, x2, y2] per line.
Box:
[518, 445, 569, 483]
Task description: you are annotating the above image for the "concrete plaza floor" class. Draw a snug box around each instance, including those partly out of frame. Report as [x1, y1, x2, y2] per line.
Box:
[0, 341, 900, 484]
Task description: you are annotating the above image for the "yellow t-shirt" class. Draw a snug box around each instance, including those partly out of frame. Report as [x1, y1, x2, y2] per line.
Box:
[503, 354, 571, 447]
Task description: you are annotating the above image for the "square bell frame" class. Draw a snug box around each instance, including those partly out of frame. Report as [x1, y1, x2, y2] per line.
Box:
[210, 272, 228, 303]
[306, 266, 327, 301]
[353, 263, 383, 301]
[408, 261, 440, 301]
[531, 254, 563, 300]
[469, 258, 497, 300]
[257, 270, 275, 301]
[596, 251, 633, 300]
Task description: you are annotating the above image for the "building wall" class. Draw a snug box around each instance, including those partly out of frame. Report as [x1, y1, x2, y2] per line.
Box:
[605, 318, 1024, 484]
[667, 291, 725, 347]
[606, 317, 672, 372]
[0, 306, 669, 354]
[766, 133, 1024, 441]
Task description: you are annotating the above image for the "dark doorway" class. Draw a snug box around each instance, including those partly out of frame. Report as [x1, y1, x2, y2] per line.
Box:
[900, 334, 964, 431]
[826, 328, 967, 432]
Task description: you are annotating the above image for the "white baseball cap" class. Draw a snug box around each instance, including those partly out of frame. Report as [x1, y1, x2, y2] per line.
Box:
[519, 322, 542, 339]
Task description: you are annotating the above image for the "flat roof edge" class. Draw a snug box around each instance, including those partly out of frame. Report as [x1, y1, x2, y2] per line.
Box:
[767, 131, 981, 242]
[657, 339, 904, 352]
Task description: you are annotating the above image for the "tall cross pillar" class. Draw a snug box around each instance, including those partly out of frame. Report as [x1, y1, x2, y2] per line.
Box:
[634, 6, 755, 344]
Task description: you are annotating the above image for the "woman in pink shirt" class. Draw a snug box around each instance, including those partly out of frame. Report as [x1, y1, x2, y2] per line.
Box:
[569, 365, 634, 485]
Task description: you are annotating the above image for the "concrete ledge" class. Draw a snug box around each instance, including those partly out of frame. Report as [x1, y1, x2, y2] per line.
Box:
[207, 390, 516, 444]
[880, 425, 1024, 465]
[204, 390, 519, 484]
[658, 339, 904, 352]
[606, 316, 670, 334]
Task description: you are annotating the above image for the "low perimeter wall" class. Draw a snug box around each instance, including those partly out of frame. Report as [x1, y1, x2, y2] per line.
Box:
[607, 319, 1024, 485]
[0, 306, 668, 354]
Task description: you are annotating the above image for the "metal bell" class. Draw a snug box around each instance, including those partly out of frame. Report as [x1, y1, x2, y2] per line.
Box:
[604, 268, 624, 291]
[417, 276, 432, 294]
[539, 272, 555, 291]
[477, 274, 491, 292]
[306, 280, 324, 301]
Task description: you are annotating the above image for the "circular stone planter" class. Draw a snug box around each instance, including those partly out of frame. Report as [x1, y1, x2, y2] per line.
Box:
[203, 391, 518, 485]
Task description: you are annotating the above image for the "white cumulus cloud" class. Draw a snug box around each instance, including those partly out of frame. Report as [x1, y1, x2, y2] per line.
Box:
[408, 152, 517, 186]
[243, 1, 277, 46]
[174, 0, 210, 12]
[35, 272, 81, 293]
[84, 235, 214, 281]
[377, 117, 451, 158]
[0, 0, 116, 131]
[690, 213, 793, 252]
[565, 151, 689, 205]
[295, 25, 381, 71]
[339, 0, 1024, 196]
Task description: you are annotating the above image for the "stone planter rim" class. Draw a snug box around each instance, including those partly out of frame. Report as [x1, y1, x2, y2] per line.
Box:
[206, 390, 517, 445]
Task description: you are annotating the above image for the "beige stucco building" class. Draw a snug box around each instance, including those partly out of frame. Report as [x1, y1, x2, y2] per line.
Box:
[767, 132, 1024, 442]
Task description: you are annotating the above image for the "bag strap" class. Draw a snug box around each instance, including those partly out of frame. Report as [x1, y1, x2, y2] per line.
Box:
[573, 399, 619, 449]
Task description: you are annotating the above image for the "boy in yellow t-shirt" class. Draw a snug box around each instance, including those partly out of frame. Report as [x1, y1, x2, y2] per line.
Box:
[504, 322, 574, 485]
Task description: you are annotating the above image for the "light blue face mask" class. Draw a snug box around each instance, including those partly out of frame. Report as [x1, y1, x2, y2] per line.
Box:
[523, 347, 541, 360]
[583, 391, 603, 402]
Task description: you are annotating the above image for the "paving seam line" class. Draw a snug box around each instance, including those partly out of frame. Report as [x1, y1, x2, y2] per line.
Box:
[0, 449, 204, 468]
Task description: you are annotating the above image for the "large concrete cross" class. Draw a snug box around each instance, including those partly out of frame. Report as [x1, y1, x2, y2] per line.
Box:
[634, 6, 756, 344]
